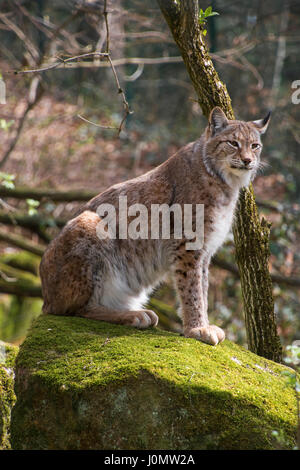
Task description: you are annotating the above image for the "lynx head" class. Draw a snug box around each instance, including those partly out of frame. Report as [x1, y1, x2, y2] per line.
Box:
[203, 107, 271, 187]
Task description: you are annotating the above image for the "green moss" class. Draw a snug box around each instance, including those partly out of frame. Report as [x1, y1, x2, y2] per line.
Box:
[11, 315, 297, 450]
[0, 341, 18, 449]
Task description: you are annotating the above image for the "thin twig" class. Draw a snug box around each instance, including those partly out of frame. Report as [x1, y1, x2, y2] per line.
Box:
[77, 114, 117, 130]
[5, 1, 132, 137]
[9, 55, 183, 72]
[0, 12, 40, 64]
[77, 1, 132, 135]
[11, 52, 109, 75]
[0, 198, 16, 212]
[107, 55, 132, 134]
[102, 1, 131, 134]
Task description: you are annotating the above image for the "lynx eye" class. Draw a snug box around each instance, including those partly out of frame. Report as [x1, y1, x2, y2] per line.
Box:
[227, 140, 239, 148]
[251, 143, 261, 150]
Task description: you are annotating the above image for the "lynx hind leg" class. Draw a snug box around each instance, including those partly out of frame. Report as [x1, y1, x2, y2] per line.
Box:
[77, 305, 159, 329]
[40, 254, 94, 316]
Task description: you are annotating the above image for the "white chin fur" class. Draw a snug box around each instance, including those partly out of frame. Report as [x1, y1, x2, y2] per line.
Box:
[229, 167, 250, 176]
[222, 165, 253, 188]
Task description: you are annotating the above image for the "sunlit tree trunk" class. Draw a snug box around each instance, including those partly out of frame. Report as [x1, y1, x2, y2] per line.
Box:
[157, 0, 282, 363]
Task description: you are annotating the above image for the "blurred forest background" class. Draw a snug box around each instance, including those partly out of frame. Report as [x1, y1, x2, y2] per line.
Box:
[0, 0, 299, 349]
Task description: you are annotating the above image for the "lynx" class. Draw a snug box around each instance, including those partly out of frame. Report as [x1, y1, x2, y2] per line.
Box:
[40, 107, 270, 345]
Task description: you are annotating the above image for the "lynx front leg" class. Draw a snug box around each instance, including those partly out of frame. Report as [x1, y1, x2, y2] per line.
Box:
[174, 251, 225, 346]
[202, 253, 211, 318]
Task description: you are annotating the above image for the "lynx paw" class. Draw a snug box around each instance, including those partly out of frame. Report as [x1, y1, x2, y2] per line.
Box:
[125, 310, 159, 329]
[185, 325, 225, 346]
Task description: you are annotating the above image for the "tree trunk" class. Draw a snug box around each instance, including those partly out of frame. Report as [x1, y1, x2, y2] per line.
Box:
[157, 0, 282, 362]
[233, 187, 282, 361]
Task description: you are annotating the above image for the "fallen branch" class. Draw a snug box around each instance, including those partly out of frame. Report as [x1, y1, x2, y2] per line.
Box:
[0, 211, 66, 243]
[1, 185, 298, 216]
[212, 256, 300, 288]
[0, 186, 96, 202]
[0, 251, 40, 276]
[0, 281, 42, 297]
[0, 260, 41, 297]
[0, 229, 45, 257]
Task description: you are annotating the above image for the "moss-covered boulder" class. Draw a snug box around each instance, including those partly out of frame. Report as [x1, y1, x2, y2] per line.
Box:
[0, 341, 18, 449]
[11, 315, 297, 450]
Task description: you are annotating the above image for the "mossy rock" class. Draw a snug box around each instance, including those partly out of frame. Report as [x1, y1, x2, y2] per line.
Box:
[0, 341, 19, 449]
[11, 315, 297, 450]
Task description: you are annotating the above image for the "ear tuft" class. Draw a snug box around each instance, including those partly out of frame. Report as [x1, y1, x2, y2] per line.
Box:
[209, 107, 228, 135]
[252, 111, 271, 134]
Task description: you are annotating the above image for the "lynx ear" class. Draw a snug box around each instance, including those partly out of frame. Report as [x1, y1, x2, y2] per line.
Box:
[252, 111, 271, 134]
[209, 107, 228, 135]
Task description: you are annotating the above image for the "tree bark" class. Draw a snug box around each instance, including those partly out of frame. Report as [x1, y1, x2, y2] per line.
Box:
[233, 187, 282, 360]
[157, 0, 282, 362]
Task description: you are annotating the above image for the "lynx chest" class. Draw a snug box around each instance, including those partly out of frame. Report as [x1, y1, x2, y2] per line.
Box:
[204, 198, 237, 255]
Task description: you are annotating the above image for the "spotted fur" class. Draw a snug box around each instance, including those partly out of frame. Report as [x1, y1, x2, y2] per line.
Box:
[40, 107, 270, 345]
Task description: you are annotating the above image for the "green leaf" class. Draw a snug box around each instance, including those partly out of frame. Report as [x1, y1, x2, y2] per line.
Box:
[198, 6, 219, 27]
[0, 119, 14, 130]
[26, 199, 40, 208]
[26, 198, 40, 216]
[0, 173, 15, 181]
[0, 172, 16, 189]
[28, 208, 38, 216]
[1, 180, 15, 189]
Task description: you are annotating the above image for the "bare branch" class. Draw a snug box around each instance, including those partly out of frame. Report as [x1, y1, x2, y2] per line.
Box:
[0, 12, 40, 65]
[0, 281, 42, 298]
[77, 114, 117, 130]
[0, 211, 65, 243]
[0, 76, 43, 168]
[11, 52, 109, 75]
[0, 186, 96, 201]
[0, 229, 45, 257]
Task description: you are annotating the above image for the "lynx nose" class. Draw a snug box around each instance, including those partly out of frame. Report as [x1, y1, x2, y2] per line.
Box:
[242, 157, 252, 167]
